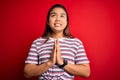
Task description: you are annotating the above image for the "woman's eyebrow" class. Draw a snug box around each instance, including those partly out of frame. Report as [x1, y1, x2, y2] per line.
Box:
[60, 13, 66, 15]
[50, 12, 56, 14]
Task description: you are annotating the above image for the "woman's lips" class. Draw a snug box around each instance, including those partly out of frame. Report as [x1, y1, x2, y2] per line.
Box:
[54, 23, 61, 27]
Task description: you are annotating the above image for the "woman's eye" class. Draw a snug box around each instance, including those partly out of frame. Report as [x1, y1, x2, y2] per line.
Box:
[51, 15, 56, 17]
[61, 15, 64, 18]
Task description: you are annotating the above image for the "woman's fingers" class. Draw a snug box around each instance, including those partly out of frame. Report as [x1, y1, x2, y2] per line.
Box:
[50, 39, 63, 65]
[56, 39, 60, 51]
[56, 39, 64, 65]
[49, 39, 57, 64]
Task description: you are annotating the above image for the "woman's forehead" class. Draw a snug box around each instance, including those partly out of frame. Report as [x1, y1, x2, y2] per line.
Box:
[50, 7, 66, 15]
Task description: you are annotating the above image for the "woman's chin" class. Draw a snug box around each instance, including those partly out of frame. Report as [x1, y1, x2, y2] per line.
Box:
[53, 29, 64, 33]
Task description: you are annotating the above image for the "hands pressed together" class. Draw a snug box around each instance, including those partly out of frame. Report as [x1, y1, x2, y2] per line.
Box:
[49, 39, 64, 66]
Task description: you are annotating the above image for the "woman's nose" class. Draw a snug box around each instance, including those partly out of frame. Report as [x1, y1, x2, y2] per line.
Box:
[56, 16, 60, 21]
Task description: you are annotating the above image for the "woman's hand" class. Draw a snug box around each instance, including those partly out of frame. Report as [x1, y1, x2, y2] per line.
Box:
[49, 39, 57, 65]
[49, 39, 63, 66]
[56, 39, 64, 65]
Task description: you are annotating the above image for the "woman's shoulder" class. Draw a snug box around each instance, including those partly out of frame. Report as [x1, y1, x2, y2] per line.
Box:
[32, 37, 46, 43]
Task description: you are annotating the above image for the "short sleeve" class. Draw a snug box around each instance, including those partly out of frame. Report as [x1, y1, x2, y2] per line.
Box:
[75, 39, 90, 64]
[25, 40, 38, 64]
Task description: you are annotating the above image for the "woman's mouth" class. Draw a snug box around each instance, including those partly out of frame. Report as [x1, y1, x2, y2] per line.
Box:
[54, 23, 61, 27]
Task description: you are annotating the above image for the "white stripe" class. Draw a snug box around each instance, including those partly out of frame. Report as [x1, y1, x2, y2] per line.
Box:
[30, 48, 36, 51]
[61, 51, 75, 56]
[29, 52, 38, 56]
[40, 50, 52, 54]
[38, 43, 54, 49]
[76, 53, 86, 56]
[37, 46, 53, 52]
[27, 56, 38, 60]
[31, 44, 36, 47]
[76, 57, 88, 60]
[78, 49, 85, 52]
[62, 55, 74, 60]
[61, 48, 76, 54]
[25, 61, 38, 64]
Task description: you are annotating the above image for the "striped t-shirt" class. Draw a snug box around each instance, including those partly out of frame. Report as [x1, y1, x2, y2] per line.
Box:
[25, 37, 89, 80]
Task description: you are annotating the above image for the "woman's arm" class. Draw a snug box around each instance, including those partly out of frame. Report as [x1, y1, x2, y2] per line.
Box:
[24, 40, 57, 78]
[64, 63, 90, 77]
[56, 39, 90, 77]
[24, 61, 53, 78]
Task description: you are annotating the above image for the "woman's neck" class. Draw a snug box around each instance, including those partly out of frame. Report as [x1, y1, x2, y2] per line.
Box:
[50, 32, 64, 39]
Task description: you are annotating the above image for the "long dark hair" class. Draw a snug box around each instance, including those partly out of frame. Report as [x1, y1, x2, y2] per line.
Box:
[42, 4, 73, 38]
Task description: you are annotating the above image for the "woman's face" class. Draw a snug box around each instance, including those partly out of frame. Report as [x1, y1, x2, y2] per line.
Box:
[48, 7, 67, 33]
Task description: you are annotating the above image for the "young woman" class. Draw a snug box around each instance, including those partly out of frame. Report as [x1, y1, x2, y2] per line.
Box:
[24, 4, 90, 80]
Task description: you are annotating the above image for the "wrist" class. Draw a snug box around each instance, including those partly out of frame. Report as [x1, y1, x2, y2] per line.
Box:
[59, 59, 68, 68]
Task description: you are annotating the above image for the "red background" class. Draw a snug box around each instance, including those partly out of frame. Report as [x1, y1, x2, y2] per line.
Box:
[0, 0, 120, 80]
